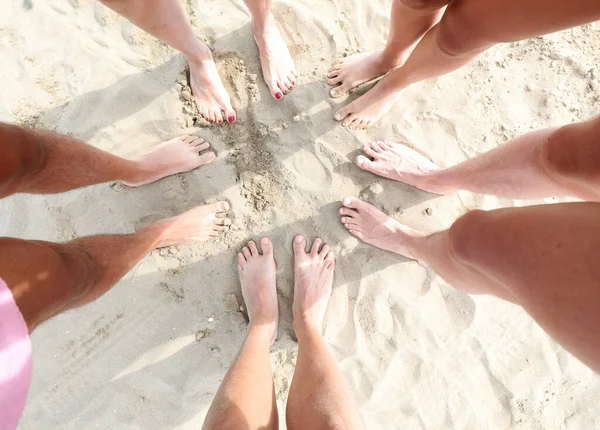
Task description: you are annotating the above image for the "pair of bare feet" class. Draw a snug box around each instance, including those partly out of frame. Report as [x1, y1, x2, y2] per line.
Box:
[327, 50, 410, 129]
[238, 235, 335, 344]
[188, 16, 297, 124]
[339, 140, 451, 259]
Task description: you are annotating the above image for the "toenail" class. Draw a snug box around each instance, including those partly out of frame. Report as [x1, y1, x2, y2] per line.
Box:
[343, 197, 351, 205]
[334, 113, 341, 120]
[275, 92, 283, 100]
[261, 237, 269, 245]
[228, 116, 236, 123]
[331, 89, 338, 97]
[294, 235, 303, 244]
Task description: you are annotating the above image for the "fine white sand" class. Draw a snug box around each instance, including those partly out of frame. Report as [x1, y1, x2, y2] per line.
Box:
[2, 1, 600, 428]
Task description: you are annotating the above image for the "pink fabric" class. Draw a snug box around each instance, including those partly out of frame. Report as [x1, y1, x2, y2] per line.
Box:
[0, 277, 32, 430]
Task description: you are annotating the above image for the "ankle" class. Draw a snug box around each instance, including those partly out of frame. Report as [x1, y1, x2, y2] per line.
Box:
[185, 42, 214, 65]
[293, 318, 323, 342]
[248, 324, 277, 345]
[251, 14, 275, 37]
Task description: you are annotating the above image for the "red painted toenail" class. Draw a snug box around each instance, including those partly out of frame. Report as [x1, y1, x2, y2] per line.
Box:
[228, 116, 236, 123]
[275, 92, 283, 100]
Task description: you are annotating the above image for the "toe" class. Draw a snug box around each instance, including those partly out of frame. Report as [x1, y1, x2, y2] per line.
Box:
[379, 141, 392, 150]
[215, 111, 225, 124]
[310, 238, 323, 256]
[196, 141, 210, 151]
[371, 141, 383, 152]
[327, 76, 342, 86]
[293, 234, 307, 254]
[325, 250, 335, 263]
[330, 81, 352, 99]
[320, 244, 330, 259]
[260, 237, 273, 256]
[249, 240, 259, 256]
[339, 207, 357, 217]
[342, 196, 360, 209]
[199, 151, 216, 164]
[225, 107, 236, 124]
[362, 144, 378, 158]
[340, 216, 355, 224]
[242, 246, 251, 260]
[344, 116, 359, 128]
[278, 80, 289, 95]
[349, 229, 363, 239]
[333, 107, 350, 122]
[210, 201, 230, 213]
[183, 135, 196, 144]
[238, 252, 247, 268]
[355, 155, 376, 172]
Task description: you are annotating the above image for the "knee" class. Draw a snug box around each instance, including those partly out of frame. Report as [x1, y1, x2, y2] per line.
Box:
[0, 123, 46, 195]
[435, 4, 493, 57]
[447, 209, 489, 263]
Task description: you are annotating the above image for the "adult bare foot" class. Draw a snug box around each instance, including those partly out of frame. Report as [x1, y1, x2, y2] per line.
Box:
[122, 135, 216, 187]
[327, 51, 405, 99]
[238, 237, 279, 344]
[252, 16, 297, 100]
[333, 74, 403, 129]
[292, 235, 335, 336]
[339, 197, 424, 259]
[188, 51, 236, 124]
[151, 201, 231, 248]
[356, 141, 446, 193]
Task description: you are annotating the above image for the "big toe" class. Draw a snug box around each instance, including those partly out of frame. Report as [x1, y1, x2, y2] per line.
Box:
[333, 107, 350, 122]
[293, 234, 306, 254]
[329, 82, 351, 99]
[211, 201, 230, 213]
[260, 237, 273, 256]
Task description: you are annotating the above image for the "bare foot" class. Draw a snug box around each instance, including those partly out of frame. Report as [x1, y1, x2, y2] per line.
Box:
[327, 51, 404, 98]
[292, 235, 335, 336]
[356, 141, 445, 193]
[238, 237, 279, 344]
[188, 54, 236, 124]
[152, 201, 231, 248]
[123, 136, 216, 187]
[339, 197, 424, 259]
[333, 74, 403, 129]
[253, 17, 297, 100]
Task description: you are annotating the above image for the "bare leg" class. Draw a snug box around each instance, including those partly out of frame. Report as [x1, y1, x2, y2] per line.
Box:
[0, 202, 231, 332]
[0, 123, 215, 198]
[334, 0, 600, 128]
[203, 238, 278, 430]
[327, 0, 447, 98]
[100, 0, 236, 123]
[340, 198, 600, 372]
[286, 236, 366, 430]
[243, 0, 297, 100]
[355, 116, 600, 201]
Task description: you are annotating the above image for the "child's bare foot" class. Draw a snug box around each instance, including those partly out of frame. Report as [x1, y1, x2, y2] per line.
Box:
[123, 136, 216, 187]
[188, 50, 236, 124]
[327, 51, 403, 98]
[238, 237, 279, 344]
[152, 201, 231, 248]
[356, 141, 445, 193]
[333, 74, 403, 129]
[339, 197, 424, 259]
[252, 16, 297, 100]
[292, 235, 335, 337]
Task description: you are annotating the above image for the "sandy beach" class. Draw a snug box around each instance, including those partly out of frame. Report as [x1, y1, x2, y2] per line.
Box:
[2, 0, 600, 428]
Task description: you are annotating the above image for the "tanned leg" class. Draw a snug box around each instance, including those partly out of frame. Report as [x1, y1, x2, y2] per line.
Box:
[99, 0, 236, 123]
[203, 238, 278, 430]
[286, 236, 366, 430]
[340, 198, 600, 372]
[0, 202, 231, 332]
[328, 0, 448, 98]
[333, 0, 600, 128]
[354, 115, 600, 201]
[243, 0, 297, 100]
[0, 122, 216, 198]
